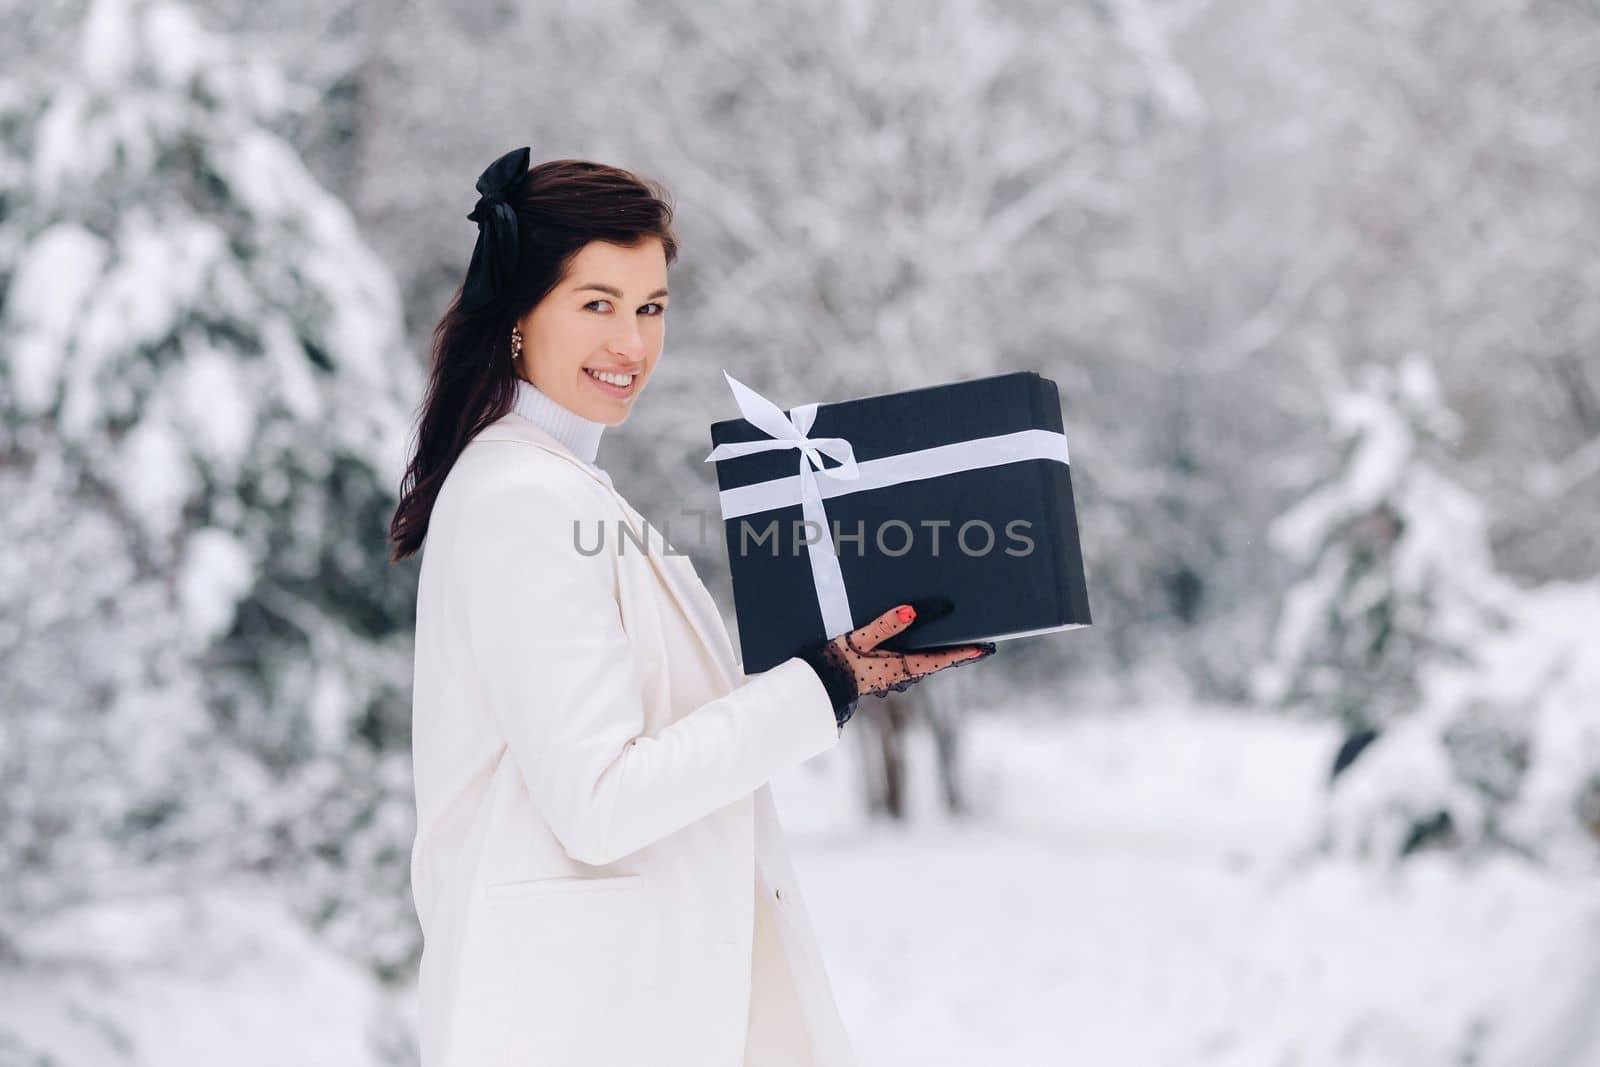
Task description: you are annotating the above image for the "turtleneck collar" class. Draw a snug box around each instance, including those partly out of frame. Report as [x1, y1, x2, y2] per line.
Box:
[511, 376, 607, 467]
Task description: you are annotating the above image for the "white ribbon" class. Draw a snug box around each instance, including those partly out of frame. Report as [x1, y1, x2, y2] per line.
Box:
[704, 371, 862, 637]
[704, 371, 1071, 641]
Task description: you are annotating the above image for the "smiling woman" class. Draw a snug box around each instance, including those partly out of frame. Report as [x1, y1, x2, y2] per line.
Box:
[387, 151, 682, 562]
[387, 147, 867, 1067]
[513, 240, 670, 419]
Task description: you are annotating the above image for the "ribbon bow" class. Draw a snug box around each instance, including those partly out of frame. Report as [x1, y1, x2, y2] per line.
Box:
[704, 372, 862, 637]
[461, 146, 532, 313]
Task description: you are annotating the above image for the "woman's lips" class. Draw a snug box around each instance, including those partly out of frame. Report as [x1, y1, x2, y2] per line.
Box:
[584, 368, 637, 397]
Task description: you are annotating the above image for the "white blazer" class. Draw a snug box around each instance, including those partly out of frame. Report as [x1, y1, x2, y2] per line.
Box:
[408, 408, 857, 1067]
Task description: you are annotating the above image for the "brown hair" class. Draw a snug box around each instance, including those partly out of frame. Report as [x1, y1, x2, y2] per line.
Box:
[387, 159, 678, 561]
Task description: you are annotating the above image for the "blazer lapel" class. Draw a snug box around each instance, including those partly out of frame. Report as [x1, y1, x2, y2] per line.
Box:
[472, 411, 742, 692]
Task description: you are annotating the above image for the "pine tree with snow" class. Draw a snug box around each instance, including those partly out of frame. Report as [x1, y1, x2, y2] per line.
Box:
[1258, 356, 1600, 871]
[1253, 355, 1515, 735]
[0, 0, 421, 974]
[1308, 570, 1600, 873]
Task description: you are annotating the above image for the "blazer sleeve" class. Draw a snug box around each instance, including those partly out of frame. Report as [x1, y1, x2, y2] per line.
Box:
[459, 461, 841, 867]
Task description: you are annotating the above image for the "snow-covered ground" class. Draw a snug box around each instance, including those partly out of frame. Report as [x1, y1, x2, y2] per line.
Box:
[2, 703, 1595, 1066]
[0, 887, 403, 1067]
[773, 702, 1600, 1067]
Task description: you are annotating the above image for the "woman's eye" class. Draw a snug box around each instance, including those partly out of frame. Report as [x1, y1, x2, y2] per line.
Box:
[586, 299, 666, 316]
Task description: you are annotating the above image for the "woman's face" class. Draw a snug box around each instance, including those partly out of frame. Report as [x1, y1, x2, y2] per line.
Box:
[515, 237, 669, 426]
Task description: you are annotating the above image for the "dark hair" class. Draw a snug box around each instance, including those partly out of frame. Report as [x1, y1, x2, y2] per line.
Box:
[387, 158, 679, 562]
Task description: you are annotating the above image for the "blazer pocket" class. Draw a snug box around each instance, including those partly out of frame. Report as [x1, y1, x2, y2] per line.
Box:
[483, 873, 644, 899]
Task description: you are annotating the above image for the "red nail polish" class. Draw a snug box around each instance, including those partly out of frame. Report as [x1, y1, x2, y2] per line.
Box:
[897, 606, 915, 623]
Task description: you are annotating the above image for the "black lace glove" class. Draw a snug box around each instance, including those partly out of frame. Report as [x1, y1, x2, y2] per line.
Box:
[796, 637, 861, 728]
[795, 597, 994, 731]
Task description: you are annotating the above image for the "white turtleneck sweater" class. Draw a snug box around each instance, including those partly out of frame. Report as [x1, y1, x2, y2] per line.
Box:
[512, 375, 608, 473]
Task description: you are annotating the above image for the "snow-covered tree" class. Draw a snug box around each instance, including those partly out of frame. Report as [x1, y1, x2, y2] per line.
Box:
[0, 0, 421, 974]
[1259, 355, 1600, 871]
[1253, 355, 1515, 732]
[1311, 569, 1600, 874]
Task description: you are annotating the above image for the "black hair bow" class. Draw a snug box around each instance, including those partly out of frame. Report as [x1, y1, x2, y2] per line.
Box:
[460, 145, 532, 313]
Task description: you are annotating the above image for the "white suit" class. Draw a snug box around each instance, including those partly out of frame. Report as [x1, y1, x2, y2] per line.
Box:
[408, 407, 858, 1066]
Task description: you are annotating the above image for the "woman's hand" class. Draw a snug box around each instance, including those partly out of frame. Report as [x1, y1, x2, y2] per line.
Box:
[796, 599, 996, 728]
[833, 601, 995, 697]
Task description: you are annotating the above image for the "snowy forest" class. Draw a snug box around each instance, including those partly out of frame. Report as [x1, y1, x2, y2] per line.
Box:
[1, 0, 1597, 1063]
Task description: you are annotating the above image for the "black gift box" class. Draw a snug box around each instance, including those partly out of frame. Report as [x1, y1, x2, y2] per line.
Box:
[707, 370, 1092, 674]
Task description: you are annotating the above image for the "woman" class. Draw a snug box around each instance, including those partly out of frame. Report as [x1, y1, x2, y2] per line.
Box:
[389, 147, 996, 1067]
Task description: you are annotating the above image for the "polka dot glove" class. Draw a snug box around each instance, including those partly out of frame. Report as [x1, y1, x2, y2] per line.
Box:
[795, 598, 996, 730]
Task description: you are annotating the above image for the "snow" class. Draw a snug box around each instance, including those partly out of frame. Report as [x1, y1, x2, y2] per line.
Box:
[1316, 571, 1600, 877]
[768, 705, 1600, 1067]
[176, 528, 254, 643]
[62, 212, 232, 438]
[1, 702, 1594, 1067]
[218, 128, 404, 388]
[171, 333, 258, 475]
[80, 0, 136, 93]
[4, 223, 109, 415]
[119, 413, 196, 544]
[0, 887, 396, 1067]
[142, 3, 209, 88]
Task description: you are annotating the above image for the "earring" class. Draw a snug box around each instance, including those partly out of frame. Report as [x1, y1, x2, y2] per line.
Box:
[510, 325, 523, 361]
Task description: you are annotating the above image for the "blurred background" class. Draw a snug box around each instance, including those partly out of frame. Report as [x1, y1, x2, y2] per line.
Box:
[2, 0, 1597, 1063]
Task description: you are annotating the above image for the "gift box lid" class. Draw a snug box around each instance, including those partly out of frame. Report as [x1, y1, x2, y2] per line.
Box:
[708, 370, 1067, 492]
